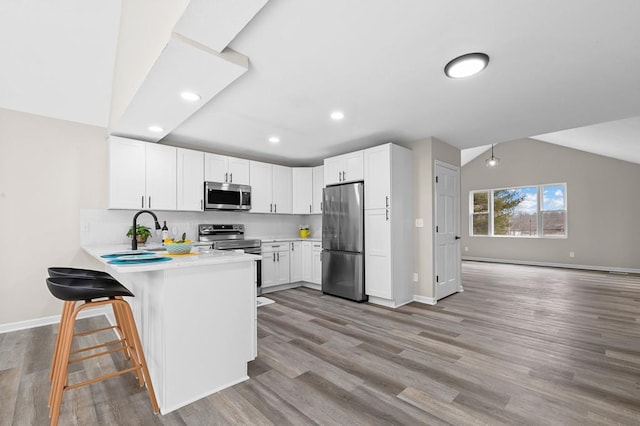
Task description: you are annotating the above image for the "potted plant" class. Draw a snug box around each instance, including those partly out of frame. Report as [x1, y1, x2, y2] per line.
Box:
[126, 224, 152, 244]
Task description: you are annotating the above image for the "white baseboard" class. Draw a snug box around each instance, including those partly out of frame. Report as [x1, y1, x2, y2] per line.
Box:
[0, 306, 111, 335]
[413, 295, 437, 305]
[462, 256, 640, 274]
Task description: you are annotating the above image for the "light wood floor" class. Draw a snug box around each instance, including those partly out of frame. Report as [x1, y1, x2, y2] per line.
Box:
[2, 261, 640, 425]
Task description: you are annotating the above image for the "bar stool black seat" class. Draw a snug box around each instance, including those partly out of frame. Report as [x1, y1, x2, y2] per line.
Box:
[48, 267, 115, 280]
[46, 277, 132, 300]
[45, 276, 158, 425]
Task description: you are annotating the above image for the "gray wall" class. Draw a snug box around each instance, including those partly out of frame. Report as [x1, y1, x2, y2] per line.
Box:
[461, 138, 640, 272]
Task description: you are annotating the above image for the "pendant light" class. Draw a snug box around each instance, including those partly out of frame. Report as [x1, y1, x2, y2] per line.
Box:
[485, 144, 500, 168]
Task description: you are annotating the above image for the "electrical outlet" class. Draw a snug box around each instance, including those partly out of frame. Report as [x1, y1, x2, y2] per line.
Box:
[415, 218, 424, 228]
[569, 251, 575, 258]
[413, 273, 419, 282]
[464, 246, 469, 252]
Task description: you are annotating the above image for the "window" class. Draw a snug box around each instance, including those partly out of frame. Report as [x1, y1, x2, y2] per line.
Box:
[470, 183, 566, 238]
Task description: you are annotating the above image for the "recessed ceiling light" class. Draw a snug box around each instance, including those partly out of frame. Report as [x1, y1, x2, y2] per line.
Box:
[268, 136, 280, 143]
[444, 52, 490, 79]
[180, 91, 201, 102]
[330, 111, 345, 120]
[148, 125, 164, 133]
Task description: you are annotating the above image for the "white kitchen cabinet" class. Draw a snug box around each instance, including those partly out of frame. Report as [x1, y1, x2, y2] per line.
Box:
[249, 161, 292, 214]
[312, 242, 322, 285]
[324, 150, 364, 186]
[292, 168, 313, 214]
[290, 241, 303, 282]
[364, 144, 391, 210]
[177, 148, 204, 211]
[261, 243, 290, 288]
[312, 165, 324, 214]
[363, 143, 413, 308]
[302, 241, 313, 282]
[108, 136, 176, 210]
[204, 153, 250, 185]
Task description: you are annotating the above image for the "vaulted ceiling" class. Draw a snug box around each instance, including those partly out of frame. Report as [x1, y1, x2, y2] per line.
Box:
[2, 1, 640, 166]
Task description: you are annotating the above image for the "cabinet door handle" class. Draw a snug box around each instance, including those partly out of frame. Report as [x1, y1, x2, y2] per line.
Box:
[201, 199, 203, 210]
[225, 172, 228, 183]
[270, 203, 273, 213]
[229, 172, 233, 183]
[148, 196, 151, 208]
[291, 242, 294, 251]
[277, 252, 280, 262]
[272, 253, 276, 262]
[141, 196, 144, 208]
[386, 209, 389, 221]
[385, 196, 389, 208]
[274, 204, 277, 213]
[310, 204, 312, 213]
[320, 202, 323, 211]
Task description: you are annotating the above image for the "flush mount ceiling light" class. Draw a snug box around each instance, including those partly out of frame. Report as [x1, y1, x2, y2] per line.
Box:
[485, 144, 500, 168]
[445, 52, 490, 79]
[148, 125, 164, 133]
[180, 91, 201, 102]
[268, 136, 280, 143]
[330, 111, 345, 120]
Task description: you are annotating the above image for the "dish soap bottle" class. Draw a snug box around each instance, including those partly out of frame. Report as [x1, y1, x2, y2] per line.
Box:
[161, 221, 169, 242]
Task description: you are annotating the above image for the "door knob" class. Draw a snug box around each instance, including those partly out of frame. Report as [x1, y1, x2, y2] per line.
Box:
[455, 236, 461, 240]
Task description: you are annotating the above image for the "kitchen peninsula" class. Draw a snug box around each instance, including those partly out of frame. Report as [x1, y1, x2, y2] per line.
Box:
[83, 246, 259, 414]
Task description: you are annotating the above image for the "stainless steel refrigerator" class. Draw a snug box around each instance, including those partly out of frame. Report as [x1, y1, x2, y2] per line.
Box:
[322, 182, 367, 302]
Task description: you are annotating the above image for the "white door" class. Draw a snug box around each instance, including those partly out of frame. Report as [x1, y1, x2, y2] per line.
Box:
[323, 157, 344, 186]
[290, 241, 303, 282]
[343, 150, 364, 183]
[272, 165, 292, 214]
[177, 148, 204, 211]
[311, 245, 322, 284]
[108, 137, 146, 209]
[249, 161, 272, 213]
[364, 209, 392, 299]
[261, 252, 277, 288]
[364, 144, 390, 210]
[276, 250, 290, 285]
[434, 161, 461, 300]
[145, 144, 176, 210]
[312, 165, 324, 213]
[302, 242, 313, 282]
[292, 168, 313, 214]
[204, 153, 228, 183]
[227, 157, 250, 185]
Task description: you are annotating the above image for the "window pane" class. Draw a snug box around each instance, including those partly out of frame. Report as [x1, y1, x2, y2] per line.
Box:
[542, 211, 566, 236]
[473, 191, 488, 213]
[472, 213, 488, 235]
[493, 187, 538, 236]
[542, 185, 565, 211]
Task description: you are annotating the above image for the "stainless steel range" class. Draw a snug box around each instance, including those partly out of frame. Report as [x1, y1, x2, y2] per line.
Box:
[198, 224, 263, 294]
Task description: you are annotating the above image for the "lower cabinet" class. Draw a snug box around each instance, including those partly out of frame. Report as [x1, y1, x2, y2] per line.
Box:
[311, 242, 322, 285]
[262, 243, 290, 289]
[290, 241, 303, 282]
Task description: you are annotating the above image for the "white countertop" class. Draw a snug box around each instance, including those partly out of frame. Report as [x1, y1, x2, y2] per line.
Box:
[257, 237, 321, 243]
[83, 244, 259, 273]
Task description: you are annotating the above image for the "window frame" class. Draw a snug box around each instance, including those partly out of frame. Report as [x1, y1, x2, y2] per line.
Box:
[469, 183, 567, 239]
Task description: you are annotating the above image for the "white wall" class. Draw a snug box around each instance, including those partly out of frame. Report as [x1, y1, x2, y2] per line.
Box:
[461, 138, 640, 272]
[0, 108, 108, 325]
[398, 137, 461, 299]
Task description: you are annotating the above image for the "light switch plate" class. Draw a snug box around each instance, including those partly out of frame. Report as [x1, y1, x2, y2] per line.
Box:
[415, 218, 424, 228]
[413, 273, 419, 282]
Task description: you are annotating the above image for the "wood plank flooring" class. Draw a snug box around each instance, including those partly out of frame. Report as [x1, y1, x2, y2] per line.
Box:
[2, 261, 640, 425]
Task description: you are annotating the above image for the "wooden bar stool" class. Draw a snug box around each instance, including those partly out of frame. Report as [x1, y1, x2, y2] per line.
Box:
[46, 268, 130, 383]
[45, 276, 159, 426]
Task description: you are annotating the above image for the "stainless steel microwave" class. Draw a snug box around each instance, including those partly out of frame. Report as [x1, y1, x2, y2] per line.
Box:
[204, 182, 251, 211]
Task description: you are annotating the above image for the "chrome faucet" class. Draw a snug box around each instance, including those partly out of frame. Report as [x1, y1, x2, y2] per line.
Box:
[131, 210, 162, 250]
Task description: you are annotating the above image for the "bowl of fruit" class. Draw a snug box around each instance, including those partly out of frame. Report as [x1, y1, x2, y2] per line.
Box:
[163, 233, 193, 254]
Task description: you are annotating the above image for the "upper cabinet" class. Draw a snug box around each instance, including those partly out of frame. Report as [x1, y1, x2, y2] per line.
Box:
[108, 136, 176, 210]
[324, 150, 364, 186]
[249, 161, 292, 214]
[292, 168, 313, 214]
[312, 165, 324, 214]
[204, 153, 250, 185]
[177, 148, 204, 211]
[363, 144, 391, 210]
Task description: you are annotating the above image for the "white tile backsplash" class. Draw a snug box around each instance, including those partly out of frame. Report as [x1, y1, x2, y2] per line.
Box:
[80, 209, 322, 246]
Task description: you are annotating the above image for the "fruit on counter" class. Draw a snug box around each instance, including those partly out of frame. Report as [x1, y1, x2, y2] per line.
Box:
[165, 233, 191, 244]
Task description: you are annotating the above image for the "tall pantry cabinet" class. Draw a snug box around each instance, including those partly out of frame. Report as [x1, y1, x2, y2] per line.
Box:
[363, 143, 413, 308]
